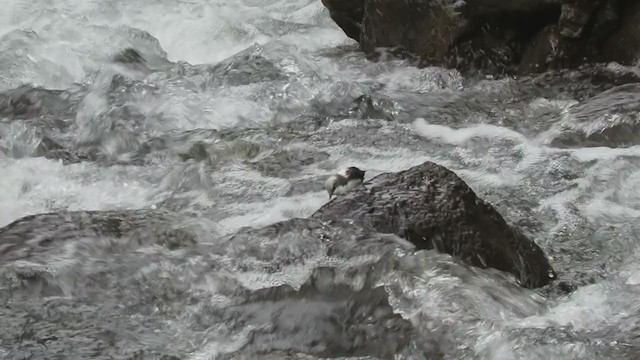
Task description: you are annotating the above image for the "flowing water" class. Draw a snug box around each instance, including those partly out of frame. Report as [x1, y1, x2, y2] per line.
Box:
[1, 0, 640, 359]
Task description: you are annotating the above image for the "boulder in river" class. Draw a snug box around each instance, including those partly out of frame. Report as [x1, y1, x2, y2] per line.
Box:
[0, 161, 556, 289]
[0, 85, 78, 120]
[312, 161, 557, 289]
[321, 0, 640, 76]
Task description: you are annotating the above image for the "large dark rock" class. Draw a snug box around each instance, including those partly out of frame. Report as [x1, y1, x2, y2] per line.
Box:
[603, 0, 640, 64]
[312, 161, 556, 288]
[322, 0, 365, 42]
[322, 0, 640, 76]
[360, 0, 459, 62]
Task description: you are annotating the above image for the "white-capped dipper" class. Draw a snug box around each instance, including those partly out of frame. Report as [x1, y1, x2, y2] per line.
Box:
[324, 166, 366, 199]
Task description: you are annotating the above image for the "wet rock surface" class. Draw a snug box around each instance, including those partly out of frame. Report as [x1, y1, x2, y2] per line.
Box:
[213, 282, 417, 359]
[0, 161, 559, 357]
[0, 85, 80, 120]
[0, 209, 424, 359]
[312, 161, 557, 288]
[321, 0, 640, 75]
[546, 83, 640, 148]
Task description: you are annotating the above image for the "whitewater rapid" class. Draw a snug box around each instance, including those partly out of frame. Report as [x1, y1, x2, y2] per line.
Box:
[1, 0, 640, 359]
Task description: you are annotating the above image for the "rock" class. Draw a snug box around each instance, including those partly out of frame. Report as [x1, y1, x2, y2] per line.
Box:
[0, 85, 78, 120]
[311, 161, 556, 288]
[360, 0, 458, 63]
[321, 0, 640, 76]
[111, 47, 155, 73]
[35, 136, 64, 154]
[0, 162, 555, 291]
[521, 64, 640, 101]
[558, 0, 598, 38]
[0, 210, 420, 359]
[0, 209, 194, 262]
[546, 83, 640, 148]
[348, 95, 396, 121]
[322, 0, 365, 41]
[204, 44, 288, 87]
[603, 0, 640, 64]
[216, 282, 416, 359]
[113, 47, 146, 64]
[518, 25, 581, 74]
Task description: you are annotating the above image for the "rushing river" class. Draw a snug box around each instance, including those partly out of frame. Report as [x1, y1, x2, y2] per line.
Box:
[1, 0, 640, 359]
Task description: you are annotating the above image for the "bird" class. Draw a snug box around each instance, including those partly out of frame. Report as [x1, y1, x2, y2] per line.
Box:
[324, 166, 366, 199]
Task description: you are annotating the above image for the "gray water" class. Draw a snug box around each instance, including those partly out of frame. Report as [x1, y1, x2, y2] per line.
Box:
[1, 0, 640, 359]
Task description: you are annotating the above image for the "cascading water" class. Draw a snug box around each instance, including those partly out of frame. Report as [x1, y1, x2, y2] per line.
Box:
[1, 0, 640, 359]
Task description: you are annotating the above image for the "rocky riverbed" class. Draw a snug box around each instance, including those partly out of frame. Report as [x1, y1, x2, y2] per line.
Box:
[1, 0, 640, 359]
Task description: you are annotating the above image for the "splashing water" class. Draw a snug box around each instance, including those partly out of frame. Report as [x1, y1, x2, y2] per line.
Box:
[1, 0, 640, 359]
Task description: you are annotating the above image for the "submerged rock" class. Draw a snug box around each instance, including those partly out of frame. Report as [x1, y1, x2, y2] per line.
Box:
[204, 44, 288, 87]
[215, 281, 417, 359]
[113, 47, 146, 65]
[112, 47, 155, 73]
[547, 83, 640, 148]
[0, 85, 79, 120]
[0, 210, 419, 359]
[312, 161, 556, 288]
[0, 209, 195, 262]
[322, 0, 640, 76]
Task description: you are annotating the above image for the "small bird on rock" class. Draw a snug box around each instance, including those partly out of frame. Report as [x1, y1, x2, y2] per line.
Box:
[324, 166, 366, 199]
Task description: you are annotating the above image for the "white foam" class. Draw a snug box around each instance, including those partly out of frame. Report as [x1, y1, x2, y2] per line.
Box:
[569, 145, 640, 162]
[0, 0, 340, 92]
[413, 117, 528, 145]
[0, 157, 155, 227]
[217, 192, 327, 235]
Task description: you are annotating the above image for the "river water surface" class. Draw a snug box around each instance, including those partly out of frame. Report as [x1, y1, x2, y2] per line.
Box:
[1, 0, 640, 359]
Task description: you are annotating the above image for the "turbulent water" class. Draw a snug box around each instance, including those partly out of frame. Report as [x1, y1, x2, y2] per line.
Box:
[1, 0, 640, 359]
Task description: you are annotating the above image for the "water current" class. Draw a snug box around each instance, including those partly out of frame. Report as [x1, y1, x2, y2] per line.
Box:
[1, 0, 640, 359]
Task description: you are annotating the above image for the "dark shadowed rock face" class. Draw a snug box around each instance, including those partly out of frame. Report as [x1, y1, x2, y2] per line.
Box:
[312, 161, 556, 289]
[603, 0, 640, 64]
[361, 0, 460, 62]
[322, 0, 365, 41]
[321, 0, 640, 76]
